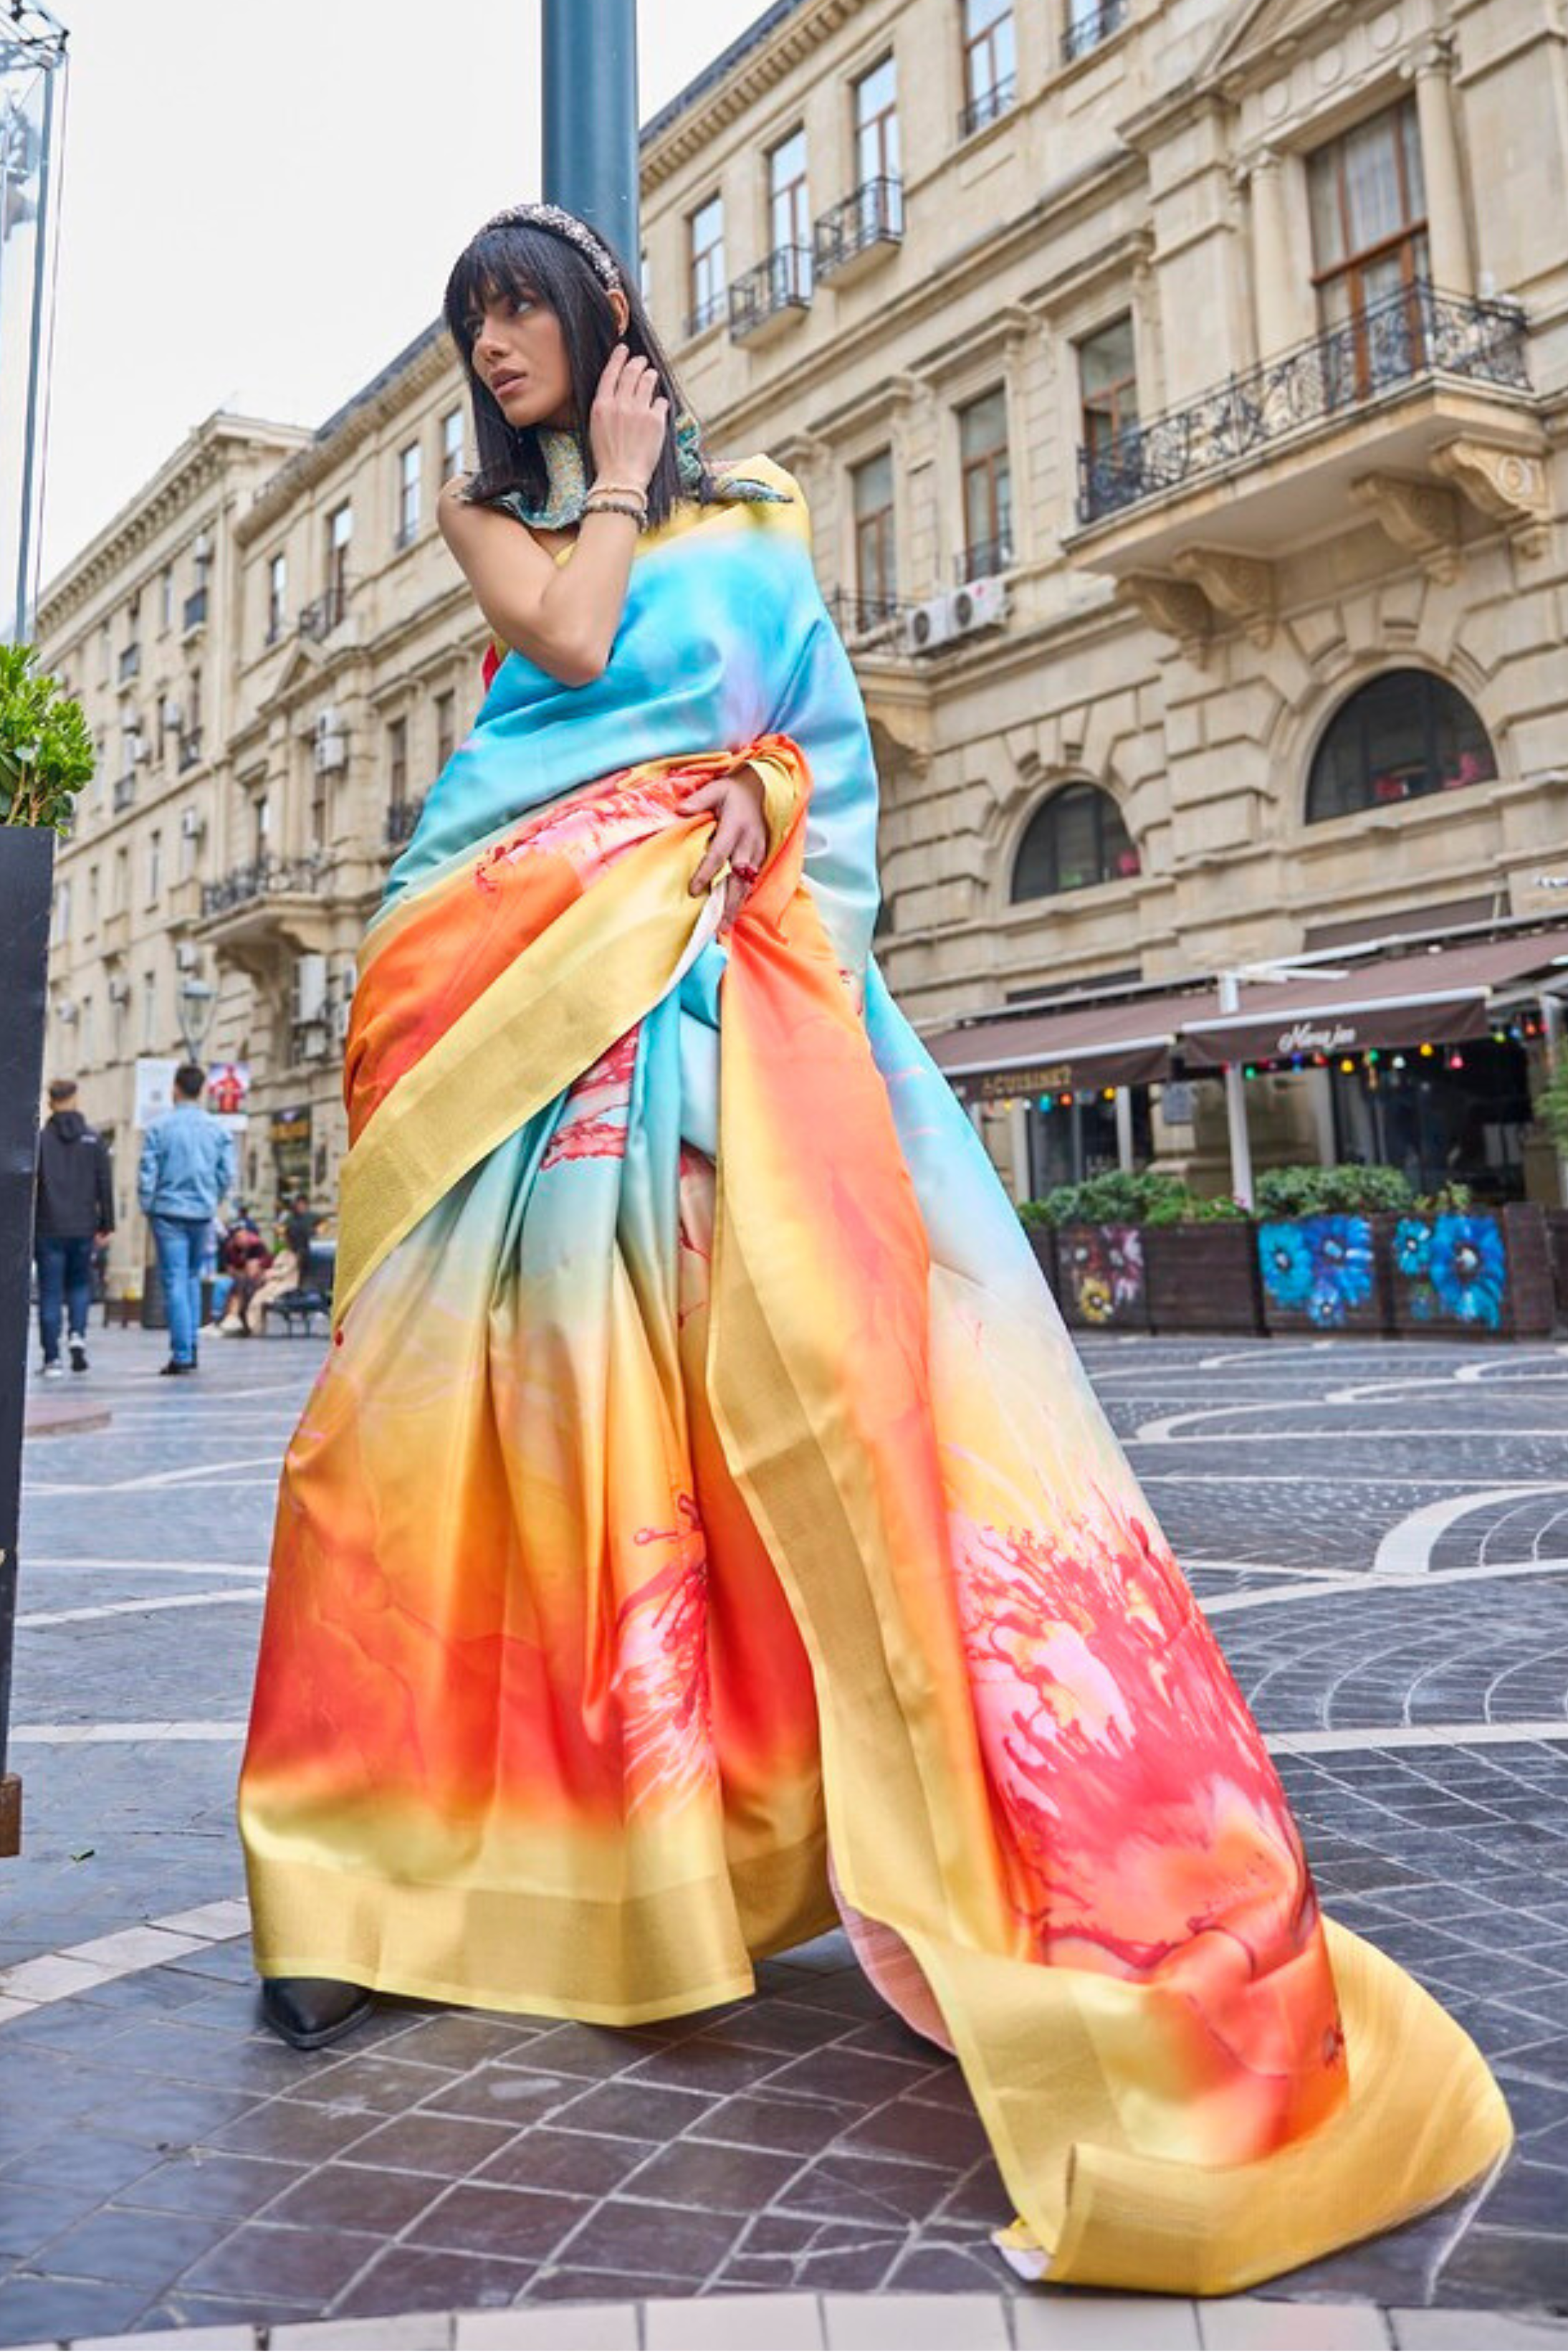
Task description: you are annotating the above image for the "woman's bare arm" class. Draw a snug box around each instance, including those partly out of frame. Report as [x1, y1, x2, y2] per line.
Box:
[438, 343, 669, 688]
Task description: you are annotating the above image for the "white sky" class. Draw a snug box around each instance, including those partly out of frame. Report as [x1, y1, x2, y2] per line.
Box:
[37, 0, 769, 587]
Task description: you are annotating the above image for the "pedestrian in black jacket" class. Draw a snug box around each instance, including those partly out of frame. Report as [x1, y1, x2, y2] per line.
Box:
[35, 1077, 115, 1377]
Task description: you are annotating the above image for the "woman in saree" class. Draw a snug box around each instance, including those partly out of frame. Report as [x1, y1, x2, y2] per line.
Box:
[239, 201, 1510, 2294]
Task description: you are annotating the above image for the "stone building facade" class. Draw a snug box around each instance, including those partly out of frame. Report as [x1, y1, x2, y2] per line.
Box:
[34, 0, 1568, 1288]
[640, 0, 1568, 1204]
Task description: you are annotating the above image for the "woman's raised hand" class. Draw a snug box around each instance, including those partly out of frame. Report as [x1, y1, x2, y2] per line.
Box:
[678, 766, 769, 938]
[589, 344, 670, 492]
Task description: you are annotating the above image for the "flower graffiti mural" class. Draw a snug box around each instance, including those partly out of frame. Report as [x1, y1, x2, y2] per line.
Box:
[1257, 1214, 1377, 1328]
[1391, 1211, 1509, 1331]
[1060, 1224, 1146, 1328]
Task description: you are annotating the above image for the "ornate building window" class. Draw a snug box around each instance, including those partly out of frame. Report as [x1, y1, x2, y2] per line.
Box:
[1012, 784, 1140, 900]
[1079, 316, 1139, 470]
[960, 0, 1015, 135]
[851, 450, 897, 619]
[687, 193, 726, 336]
[1309, 100, 1429, 394]
[957, 387, 1013, 581]
[1306, 671, 1497, 822]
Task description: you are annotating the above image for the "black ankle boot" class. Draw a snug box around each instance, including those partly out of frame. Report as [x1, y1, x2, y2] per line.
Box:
[261, 1975, 375, 2050]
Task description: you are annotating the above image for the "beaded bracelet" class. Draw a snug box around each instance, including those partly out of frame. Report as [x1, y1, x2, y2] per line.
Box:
[582, 495, 647, 525]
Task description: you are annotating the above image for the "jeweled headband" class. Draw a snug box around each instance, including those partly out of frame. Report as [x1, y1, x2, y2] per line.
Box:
[474, 201, 623, 296]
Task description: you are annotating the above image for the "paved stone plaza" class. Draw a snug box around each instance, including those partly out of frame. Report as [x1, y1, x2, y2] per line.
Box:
[1, 1325, 1566, 2347]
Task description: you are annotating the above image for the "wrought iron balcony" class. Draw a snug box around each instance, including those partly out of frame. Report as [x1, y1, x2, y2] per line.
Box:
[958, 74, 1015, 141]
[1063, 0, 1126, 59]
[181, 586, 209, 634]
[299, 582, 348, 640]
[384, 793, 426, 847]
[684, 287, 727, 341]
[201, 854, 325, 918]
[729, 245, 813, 343]
[827, 587, 907, 642]
[1076, 280, 1531, 526]
[957, 532, 1014, 584]
[813, 178, 904, 283]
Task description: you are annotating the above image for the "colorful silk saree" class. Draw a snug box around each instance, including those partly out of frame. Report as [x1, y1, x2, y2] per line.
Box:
[239, 459, 1510, 2293]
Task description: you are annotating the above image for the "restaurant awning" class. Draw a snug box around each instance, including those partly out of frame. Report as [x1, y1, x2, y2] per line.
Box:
[1180, 928, 1568, 1068]
[922, 925, 1568, 1093]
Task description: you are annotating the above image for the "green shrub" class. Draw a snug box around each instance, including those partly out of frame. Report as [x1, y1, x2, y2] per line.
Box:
[1253, 1164, 1414, 1219]
[0, 644, 94, 835]
[1535, 1060, 1568, 1154]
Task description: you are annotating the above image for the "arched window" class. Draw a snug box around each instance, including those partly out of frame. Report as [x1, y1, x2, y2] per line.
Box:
[1307, 671, 1497, 824]
[1011, 784, 1141, 902]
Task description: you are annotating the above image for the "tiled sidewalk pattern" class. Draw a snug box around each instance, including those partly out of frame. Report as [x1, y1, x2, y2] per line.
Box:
[1, 1329, 1565, 2344]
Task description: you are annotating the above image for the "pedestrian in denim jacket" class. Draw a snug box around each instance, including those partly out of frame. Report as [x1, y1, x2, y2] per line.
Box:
[138, 1064, 234, 1376]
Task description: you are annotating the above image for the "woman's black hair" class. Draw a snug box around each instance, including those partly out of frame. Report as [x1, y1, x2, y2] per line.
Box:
[444, 219, 710, 530]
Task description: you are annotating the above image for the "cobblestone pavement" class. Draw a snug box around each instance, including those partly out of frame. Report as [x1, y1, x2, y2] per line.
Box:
[1, 1325, 1565, 2345]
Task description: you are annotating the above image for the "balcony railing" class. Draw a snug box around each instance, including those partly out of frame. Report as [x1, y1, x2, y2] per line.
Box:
[182, 586, 209, 634]
[201, 854, 325, 918]
[1076, 280, 1531, 525]
[385, 793, 426, 847]
[958, 74, 1016, 140]
[827, 587, 907, 641]
[118, 642, 140, 685]
[957, 532, 1015, 583]
[684, 287, 727, 341]
[813, 178, 904, 281]
[729, 244, 813, 341]
[1063, 0, 1126, 59]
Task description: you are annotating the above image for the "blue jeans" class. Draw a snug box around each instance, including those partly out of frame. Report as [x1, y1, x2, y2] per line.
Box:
[149, 1212, 207, 1366]
[36, 1234, 93, 1363]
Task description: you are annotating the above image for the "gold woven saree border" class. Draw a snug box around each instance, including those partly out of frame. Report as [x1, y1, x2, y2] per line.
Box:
[333, 748, 805, 1328]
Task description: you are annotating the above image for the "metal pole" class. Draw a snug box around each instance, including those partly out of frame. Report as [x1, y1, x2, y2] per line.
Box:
[12, 53, 57, 642]
[540, 0, 639, 270]
[1544, 992, 1568, 1209]
[1218, 972, 1256, 1209]
[1114, 1086, 1134, 1173]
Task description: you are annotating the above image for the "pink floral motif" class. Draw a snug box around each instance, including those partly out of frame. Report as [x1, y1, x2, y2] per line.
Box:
[951, 1489, 1318, 1983]
[541, 1029, 640, 1169]
[612, 1491, 714, 1812]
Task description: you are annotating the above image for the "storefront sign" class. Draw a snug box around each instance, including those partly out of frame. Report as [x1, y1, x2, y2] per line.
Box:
[976, 1064, 1073, 1103]
[206, 1060, 251, 1116]
[270, 1103, 313, 1203]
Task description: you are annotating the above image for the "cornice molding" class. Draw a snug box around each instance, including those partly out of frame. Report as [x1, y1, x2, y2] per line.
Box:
[36, 417, 309, 637]
[235, 328, 457, 548]
[640, 0, 864, 190]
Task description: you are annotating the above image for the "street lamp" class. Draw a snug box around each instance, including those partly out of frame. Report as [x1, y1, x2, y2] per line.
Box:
[541, 0, 639, 267]
[176, 971, 216, 1065]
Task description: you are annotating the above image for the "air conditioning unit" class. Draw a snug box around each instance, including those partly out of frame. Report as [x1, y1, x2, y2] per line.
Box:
[162, 697, 183, 728]
[127, 732, 150, 763]
[192, 529, 213, 564]
[950, 576, 1010, 636]
[176, 942, 201, 973]
[181, 806, 205, 842]
[292, 952, 328, 1027]
[107, 976, 131, 1006]
[903, 595, 955, 655]
[57, 999, 78, 1026]
[314, 708, 348, 771]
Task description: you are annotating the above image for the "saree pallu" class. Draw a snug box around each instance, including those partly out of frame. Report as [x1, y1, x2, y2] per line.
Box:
[239, 461, 1509, 2293]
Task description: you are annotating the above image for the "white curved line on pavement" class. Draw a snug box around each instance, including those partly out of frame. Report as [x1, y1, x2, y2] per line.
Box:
[1201, 1557, 1568, 1612]
[26, 1556, 268, 1575]
[17, 1589, 265, 1629]
[1372, 1485, 1568, 1576]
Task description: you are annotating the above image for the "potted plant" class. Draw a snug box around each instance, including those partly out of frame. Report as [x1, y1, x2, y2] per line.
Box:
[1, 645, 93, 1855]
[1143, 1188, 1263, 1336]
[1253, 1164, 1410, 1336]
[1388, 1183, 1556, 1340]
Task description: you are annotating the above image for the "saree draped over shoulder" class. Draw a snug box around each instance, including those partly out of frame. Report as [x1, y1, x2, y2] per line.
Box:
[239, 459, 1509, 2294]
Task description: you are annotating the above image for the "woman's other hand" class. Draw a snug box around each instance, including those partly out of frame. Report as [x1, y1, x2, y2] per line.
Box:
[678, 766, 768, 937]
[590, 344, 669, 493]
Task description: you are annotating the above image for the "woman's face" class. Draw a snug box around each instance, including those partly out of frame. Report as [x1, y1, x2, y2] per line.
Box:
[465, 284, 575, 432]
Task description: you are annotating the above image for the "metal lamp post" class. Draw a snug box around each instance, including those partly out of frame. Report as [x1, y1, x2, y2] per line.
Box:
[1, 1, 69, 647]
[177, 973, 216, 1065]
[540, 0, 639, 267]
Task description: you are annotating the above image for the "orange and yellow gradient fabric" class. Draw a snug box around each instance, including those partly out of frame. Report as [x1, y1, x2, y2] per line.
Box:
[240, 470, 1509, 2294]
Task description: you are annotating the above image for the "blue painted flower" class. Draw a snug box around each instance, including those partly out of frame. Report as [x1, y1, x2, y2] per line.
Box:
[1428, 1214, 1507, 1329]
[1258, 1222, 1315, 1309]
[1393, 1218, 1433, 1277]
[1305, 1214, 1375, 1325]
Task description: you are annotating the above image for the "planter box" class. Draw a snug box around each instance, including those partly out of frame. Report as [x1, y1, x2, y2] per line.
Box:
[1053, 1222, 1152, 1331]
[1548, 1210, 1568, 1331]
[1022, 1221, 1060, 1305]
[1146, 1222, 1264, 1336]
[1256, 1211, 1394, 1336]
[1388, 1203, 1555, 1340]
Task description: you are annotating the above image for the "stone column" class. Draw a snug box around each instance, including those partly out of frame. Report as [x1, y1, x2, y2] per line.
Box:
[1411, 42, 1473, 295]
[1249, 149, 1298, 358]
